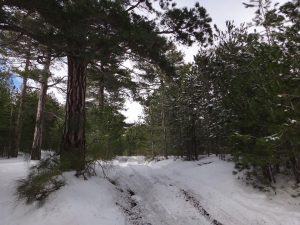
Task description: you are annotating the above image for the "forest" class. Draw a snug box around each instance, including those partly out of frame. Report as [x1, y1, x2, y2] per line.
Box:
[0, 0, 300, 225]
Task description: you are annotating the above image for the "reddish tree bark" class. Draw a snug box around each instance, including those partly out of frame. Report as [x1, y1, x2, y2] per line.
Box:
[61, 55, 87, 171]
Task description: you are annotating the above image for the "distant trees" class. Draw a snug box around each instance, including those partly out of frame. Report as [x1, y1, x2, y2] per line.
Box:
[0, 80, 63, 157]
[0, 72, 14, 157]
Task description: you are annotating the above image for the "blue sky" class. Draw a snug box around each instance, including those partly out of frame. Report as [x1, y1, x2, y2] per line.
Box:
[11, 75, 22, 89]
[0, 61, 22, 89]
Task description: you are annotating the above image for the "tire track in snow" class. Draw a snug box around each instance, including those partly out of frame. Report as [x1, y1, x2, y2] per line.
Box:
[114, 168, 181, 225]
[150, 174, 224, 225]
[111, 165, 213, 225]
[108, 178, 152, 225]
[180, 189, 223, 225]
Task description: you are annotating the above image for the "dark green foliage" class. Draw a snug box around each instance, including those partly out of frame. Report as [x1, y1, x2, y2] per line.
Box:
[162, 3, 213, 45]
[180, 1, 300, 185]
[18, 91, 64, 153]
[16, 155, 65, 204]
[42, 94, 64, 151]
[123, 124, 150, 156]
[0, 76, 63, 156]
[140, 1, 300, 187]
[86, 106, 126, 160]
[0, 73, 14, 156]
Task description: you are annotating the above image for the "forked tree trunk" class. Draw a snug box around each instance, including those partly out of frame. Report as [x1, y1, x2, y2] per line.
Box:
[31, 55, 51, 160]
[61, 55, 87, 171]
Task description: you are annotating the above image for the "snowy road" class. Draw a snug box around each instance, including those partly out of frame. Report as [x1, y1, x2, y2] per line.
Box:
[110, 156, 300, 225]
[111, 163, 217, 225]
[1, 156, 300, 225]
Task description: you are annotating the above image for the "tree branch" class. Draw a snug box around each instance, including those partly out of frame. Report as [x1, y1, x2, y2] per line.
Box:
[47, 76, 67, 88]
[126, 0, 144, 12]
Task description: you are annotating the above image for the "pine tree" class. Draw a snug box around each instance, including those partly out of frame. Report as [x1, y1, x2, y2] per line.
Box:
[0, 0, 212, 170]
[31, 51, 52, 160]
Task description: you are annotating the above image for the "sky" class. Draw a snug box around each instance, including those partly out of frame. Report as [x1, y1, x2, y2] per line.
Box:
[123, 0, 289, 123]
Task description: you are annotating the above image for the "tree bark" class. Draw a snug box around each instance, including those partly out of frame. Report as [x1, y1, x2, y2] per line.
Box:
[8, 99, 14, 158]
[150, 105, 155, 157]
[98, 78, 105, 109]
[61, 55, 87, 171]
[191, 118, 198, 160]
[31, 54, 51, 160]
[11, 57, 30, 157]
[12, 77, 28, 157]
[290, 156, 300, 183]
[9, 40, 32, 157]
[160, 79, 168, 159]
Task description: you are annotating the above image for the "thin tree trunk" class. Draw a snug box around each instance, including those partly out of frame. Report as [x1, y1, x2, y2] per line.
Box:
[290, 156, 300, 183]
[98, 74, 105, 109]
[31, 54, 51, 160]
[61, 55, 87, 171]
[13, 77, 28, 157]
[12, 63, 29, 157]
[192, 118, 198, 160]
[8, 99, 14, 158]
[12, 45, 32, 157]
[160, 80, 168, 159]
[162, 114, 167, 159]
[149, 104, 155, 157]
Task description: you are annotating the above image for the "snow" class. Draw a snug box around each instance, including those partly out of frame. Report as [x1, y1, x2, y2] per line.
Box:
[148, 157, 300, 225]
[1, 155, 300, 225]
[0, 157, 126, 225]
[265, 134, 280, 141]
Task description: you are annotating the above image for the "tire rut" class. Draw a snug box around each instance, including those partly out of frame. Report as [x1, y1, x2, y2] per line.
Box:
[111, 165, 224, 225]
[180, 189, 224, 225]
[152, 174, 225, 225]
[108, 178, 152, 225]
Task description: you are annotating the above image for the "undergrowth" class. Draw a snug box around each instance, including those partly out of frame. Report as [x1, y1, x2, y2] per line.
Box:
[16, 155, 65, 204]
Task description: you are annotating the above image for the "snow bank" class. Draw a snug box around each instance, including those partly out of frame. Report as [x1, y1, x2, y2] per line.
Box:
[0, 157, 126, 225]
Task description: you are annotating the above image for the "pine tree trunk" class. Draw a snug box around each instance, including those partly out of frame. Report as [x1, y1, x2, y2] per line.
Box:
[11, 77, 28, 157]
[61, 55, 87, 171]
[160, 80, 168, 159]
[31, 55, 51, 160]
[290, 156, 300, 183]
[98, 80, 104, 109]
[98, 84, 104, 109]
[8, 101, 14, 158]
[11, 47, 31, 157]
[191, 118, 198, 160]
[149, 104, 155, 157]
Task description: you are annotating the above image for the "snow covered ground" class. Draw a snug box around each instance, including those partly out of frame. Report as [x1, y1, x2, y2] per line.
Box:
[0, 155, 300, 225]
